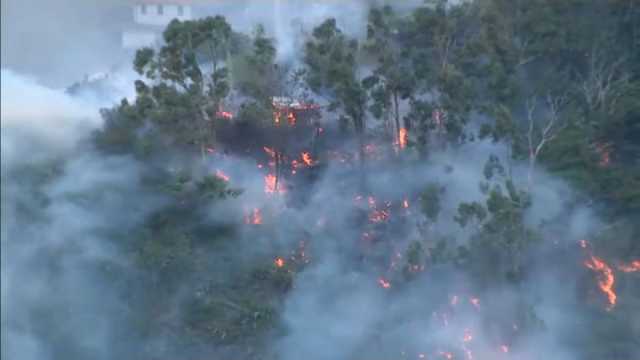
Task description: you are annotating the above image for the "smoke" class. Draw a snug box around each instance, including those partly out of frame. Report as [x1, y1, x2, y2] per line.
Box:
[1, 70, 159, 360]
[3, 2, 638, 360]
[0, 65, 604, 356]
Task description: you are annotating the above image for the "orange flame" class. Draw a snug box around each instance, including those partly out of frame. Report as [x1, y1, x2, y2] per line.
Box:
[215, 170, 230, 182]
[244, 208, 262, 225]
[403, 199, 409, 208]
[469, 297, 480, 309]
[287, 112, 296, 126]
[274, 257, 285, 268]
[618, 260, 640, 273]
[584, 255, 616, 310]
[378, 277, 392, 289]
[302, 152, 314, 166]
[216, 110, 233, 120]
[369, 209, 390, 223]
[399, 128, 408, 150]
[500, 345, 509, 353]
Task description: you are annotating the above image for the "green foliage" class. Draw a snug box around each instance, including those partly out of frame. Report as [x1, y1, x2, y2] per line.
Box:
[364, 6, 416, 135]
[304, 19, 367, 135]
[483, 154, 505, 180]
[403, 241, 426, 280]
[454, 202, 487, 228]
[420, 182, 443, 221]
[87, 1, 640, 355]
[196, 175, 243, 200]
[98, 16, 239, 156]
[235, 24, 281, 107]
[458, 179, 536, 284]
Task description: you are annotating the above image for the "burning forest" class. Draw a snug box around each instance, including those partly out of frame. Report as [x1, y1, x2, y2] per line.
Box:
[2, 2, 640, 360]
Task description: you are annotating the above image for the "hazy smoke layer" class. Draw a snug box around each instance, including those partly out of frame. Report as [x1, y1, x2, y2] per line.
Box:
[1, 70, 156, 360]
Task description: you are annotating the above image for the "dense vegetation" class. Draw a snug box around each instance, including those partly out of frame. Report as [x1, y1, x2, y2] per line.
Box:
[6, 1, 639, 359]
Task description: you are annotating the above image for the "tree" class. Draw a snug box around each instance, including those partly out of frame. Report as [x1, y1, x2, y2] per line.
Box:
[236, 24, 281, 117]
[524, 93, 569, 188]
[457, 178, 535, 284]
[404, 1, 477, 150]
[304, 19, 368, 159]
[363, 6, 416, 149]
[132, 16, 234, 159]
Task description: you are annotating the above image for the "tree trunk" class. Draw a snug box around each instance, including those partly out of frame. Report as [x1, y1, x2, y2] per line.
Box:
[527, 152, 536, 190]
[393, 91, 401, 150]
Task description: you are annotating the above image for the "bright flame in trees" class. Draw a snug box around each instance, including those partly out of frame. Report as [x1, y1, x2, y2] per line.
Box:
[244, 208, 262, 225]
[274, 257, 285, 268]
[302, 152, 314, 166]
[399, 128, 408, 150]
[584, 255, 616, 310]
[287, 112, 296, 125]
[378, 277, 391, 289]
[215, 170, 230, 182]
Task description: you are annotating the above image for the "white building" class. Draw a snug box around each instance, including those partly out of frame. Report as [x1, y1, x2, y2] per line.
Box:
[122, 1, 194, 50]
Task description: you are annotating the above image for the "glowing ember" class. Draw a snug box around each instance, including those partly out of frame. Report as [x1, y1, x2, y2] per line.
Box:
[206, 147, 215, 154]
[462, 328, 473, 342]
[469, 297, 480, 309]
[264, 174, 285, 194]
[403, 199, 410, 208]
[302, 152, 314, 166]
[584, 255, 616, 310]
[216, 110, 233, 120]
[618, 260, 640, 273]
[244, 208, 262, 225]
[369, 209, 390, 223]
[439, 351, 453, 359]
[500, 345, 509, 353]
[274, 257, 285, 268]
[378, 277, 392, 289]
[287, 112, 296, 125]
[399, 128, 408, 149]
[595, 142, 612, 167]
[215, 170, 230, 182]
[578, 239, 589, 248]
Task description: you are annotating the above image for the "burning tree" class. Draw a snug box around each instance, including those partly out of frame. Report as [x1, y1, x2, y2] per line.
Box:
[363, 6, 416, 150]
